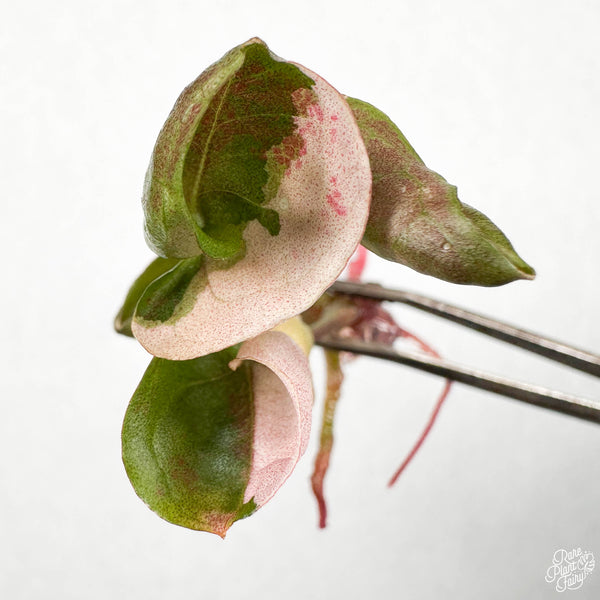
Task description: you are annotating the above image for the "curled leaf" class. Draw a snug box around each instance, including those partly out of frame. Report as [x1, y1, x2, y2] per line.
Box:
[230, 328, 313, 506]
[347, 97, 535, 286]
[122, 325, 313, 536]
[143, 39, 313, 260]
[133, 39, 371, 360]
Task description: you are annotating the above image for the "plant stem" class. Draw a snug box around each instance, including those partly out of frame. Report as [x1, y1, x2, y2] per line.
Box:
[311, 349, 343, 529]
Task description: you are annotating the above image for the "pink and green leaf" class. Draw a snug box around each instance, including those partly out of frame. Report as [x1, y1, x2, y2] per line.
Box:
[347, 97, 535, 286]
[122, 327, 313, 536]
[133, 41, 371, 360]
[146, 40, 313, 259]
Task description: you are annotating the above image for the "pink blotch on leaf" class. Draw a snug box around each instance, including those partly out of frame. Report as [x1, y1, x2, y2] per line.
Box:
[326, 189, 347, 216]
[308, 103, 324, 122]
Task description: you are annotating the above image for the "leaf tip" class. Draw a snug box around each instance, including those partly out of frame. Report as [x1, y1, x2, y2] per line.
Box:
[516, 261, 536, 281]
[113, 311, 133, 337]
[487, 239, 536, 286]
[203, 513, 235, 539]
[242, 36, 268, 48]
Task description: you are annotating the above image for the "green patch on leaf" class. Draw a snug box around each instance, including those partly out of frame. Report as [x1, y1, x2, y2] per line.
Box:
[348, 97, 535, 286]
[114, 257, 181, 337]
[122, 346, 257, 536]
[144, 39, 315, 261]
[134, 255, 205, 325]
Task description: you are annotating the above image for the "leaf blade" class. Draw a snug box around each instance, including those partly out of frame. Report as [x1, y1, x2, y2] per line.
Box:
[348, 97, 535, 286]
[122, 325, 314, 535]
[133, 49, 371, 360]
[121, 346, 256, 536]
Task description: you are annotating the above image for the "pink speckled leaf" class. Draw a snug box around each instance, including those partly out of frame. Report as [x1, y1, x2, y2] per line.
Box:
[132, 41, 371, 360]
[230, 329, 313, 507]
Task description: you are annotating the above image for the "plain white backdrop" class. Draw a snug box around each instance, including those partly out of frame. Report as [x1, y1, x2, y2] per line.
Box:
[2, 1, 599, 598]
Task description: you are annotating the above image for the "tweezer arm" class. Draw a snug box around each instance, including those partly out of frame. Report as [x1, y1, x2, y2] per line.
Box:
[315, 337, 600, 425]
[329, 280, 600, 378]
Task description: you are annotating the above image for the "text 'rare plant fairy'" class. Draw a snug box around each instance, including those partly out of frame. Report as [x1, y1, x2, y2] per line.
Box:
[115, 38, 534, 536]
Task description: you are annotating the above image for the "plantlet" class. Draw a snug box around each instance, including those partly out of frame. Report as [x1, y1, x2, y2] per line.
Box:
[115, 38, 534, 536]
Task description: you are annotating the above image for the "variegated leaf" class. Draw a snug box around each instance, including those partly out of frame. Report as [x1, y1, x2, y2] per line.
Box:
[122, 324, 313, 536]
[133, 39, 371, 360]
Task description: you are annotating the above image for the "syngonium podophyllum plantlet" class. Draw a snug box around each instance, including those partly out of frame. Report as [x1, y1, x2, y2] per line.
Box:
[115, 37, 535, 536]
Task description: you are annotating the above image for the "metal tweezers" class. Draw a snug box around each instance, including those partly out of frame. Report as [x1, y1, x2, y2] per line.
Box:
[316, 280, 600, 425]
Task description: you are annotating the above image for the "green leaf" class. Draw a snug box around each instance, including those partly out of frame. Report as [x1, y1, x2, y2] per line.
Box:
[114, 257, 181, 337]
[347, 97, 535, 286]
[122, 346, 257, 536]
[132, 41, 371, 360]
[144, 38, 314, 260]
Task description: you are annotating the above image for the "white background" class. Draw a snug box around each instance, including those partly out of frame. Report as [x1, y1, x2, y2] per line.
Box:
[2, 1, 599, 598]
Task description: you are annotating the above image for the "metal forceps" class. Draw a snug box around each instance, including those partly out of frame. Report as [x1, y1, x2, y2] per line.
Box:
[315, 280, 600, 425]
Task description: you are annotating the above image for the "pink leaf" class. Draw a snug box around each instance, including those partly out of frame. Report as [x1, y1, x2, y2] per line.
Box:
[229, 330, 313, 507]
